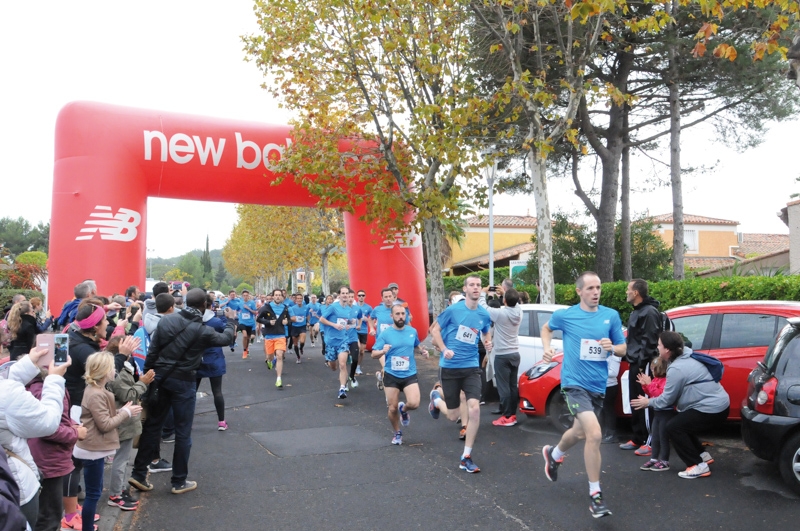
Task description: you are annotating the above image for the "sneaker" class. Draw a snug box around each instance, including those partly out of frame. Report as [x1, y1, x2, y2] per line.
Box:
[161, 433, 175, 443]
[429, 389, 441, 420]
[346, 377, 352, 391]
[108, 494, 138, 511]
[634, 444, 652, 456]
[391, 431, 403, 445]
[376, 370, 384, 390]
[128, 476, 154, 492]
[619, 440, 638, 450]
[266, 358, 273, 370]
[148, 459, 172, 473]
[355, 365, 363, 375]
[650, 460, 670, 471]
[398, 401, 410, 426]
[60, 515, 97, 531]
[589, 491, 612, 518]
[218, 421, 228, 431]
[678, 462, 711, 479]
[171, 480, 198, 494]
[459, 455, 480, 473]
[296, 357, 301, 364]
[601, 434, 616, 444]
[639, 459, 658, 471]
[75, 506, 100, 522]
[459, 426, 467, 440]
[351, 377, 359, 388]
[276, 377, 283, 389]
[230, 346, 235, 352]
[492, 415, 518, 427]
[338, 387, 347, 399]
[542, 445, 563, 482]
[700, 451, 714, 465]
[242, 350, 249, 359]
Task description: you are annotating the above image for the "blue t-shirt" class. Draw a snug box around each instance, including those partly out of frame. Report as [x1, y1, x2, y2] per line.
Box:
[264, 301, 289, 339]
[307, 302, 321, 325]
[437, 303, 491, 369]
[547, 304, 625, 394]
[356, 303, 372, 333]
[345, 305, 363, 344]
[371, 304, 395, 337]
[289, 304, 309, 328]
[226, 298, 242, 313]
[321, 302, 352, 344]
[374, 325, 420, 378]
[238, 300, 257, 325]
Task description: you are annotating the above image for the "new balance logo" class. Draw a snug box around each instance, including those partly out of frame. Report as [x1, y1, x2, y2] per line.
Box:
[75, 206, 142, 242]
[379, 230, 421, 251]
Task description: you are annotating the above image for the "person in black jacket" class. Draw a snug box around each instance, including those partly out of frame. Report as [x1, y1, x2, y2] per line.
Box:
[0, 451, 27, 531]
[7, 301, 37, 360]
[128, 289, 236, 495]
[619, 279, 662, 455]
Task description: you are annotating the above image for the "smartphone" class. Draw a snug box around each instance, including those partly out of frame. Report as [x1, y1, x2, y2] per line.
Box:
[488, 286, 497, 292]
[35, 333, 56, 368]
[54, 334, 69, 366]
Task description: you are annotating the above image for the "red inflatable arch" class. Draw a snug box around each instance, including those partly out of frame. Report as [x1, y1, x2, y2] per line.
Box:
[49, 102, 428, 337]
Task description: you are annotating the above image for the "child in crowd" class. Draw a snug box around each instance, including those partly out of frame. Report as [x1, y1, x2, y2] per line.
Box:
[636, 357, 674, 471]
[73, 351, 142, 531]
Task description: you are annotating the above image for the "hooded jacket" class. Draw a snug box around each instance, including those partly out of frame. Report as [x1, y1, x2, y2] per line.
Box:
[648, 348, 730, 414]
[197, 310, 227, 379]
[626, 297, 662, 363]
[478, 294, 522, 356]
[65, 329, 101, 408]
[108, 356, 146, 441]
[9, 314, 37, 360]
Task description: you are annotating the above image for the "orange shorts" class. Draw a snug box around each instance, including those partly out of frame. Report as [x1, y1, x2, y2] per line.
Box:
[264, 337, 287, 355]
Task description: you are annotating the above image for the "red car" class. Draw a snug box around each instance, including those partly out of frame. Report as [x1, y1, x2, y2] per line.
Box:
[518, 301, 800, 431]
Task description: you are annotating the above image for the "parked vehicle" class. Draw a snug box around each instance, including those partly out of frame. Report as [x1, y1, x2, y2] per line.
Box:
[518, 300, 800, 431]
[485, 304, 568, 387]
[741, 318, 800, 495]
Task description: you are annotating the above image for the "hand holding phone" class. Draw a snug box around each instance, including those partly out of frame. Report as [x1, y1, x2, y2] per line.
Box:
[48, 355, 71, 377]
[54, 334, 69, 366]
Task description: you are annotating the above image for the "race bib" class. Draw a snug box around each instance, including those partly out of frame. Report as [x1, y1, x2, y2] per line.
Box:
[380, 324, 390, 333]
[336, 318, 348, 327]
[455, 325, 477, 344]
[580, 339, 606, 361]
[295, 315, 305, 323]
[391, 356, 410, 372]
[241, 311, 251, 319]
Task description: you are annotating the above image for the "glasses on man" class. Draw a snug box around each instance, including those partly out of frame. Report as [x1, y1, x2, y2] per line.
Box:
[358, 294, 366, 297]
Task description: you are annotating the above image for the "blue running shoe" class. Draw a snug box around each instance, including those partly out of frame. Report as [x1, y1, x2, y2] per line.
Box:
[338, 387, 347, 399]
[459, 455, 480, 473]
[429, 390, 441, 420]
[399, 402, 410, 426]
[391, 431, 402, 445]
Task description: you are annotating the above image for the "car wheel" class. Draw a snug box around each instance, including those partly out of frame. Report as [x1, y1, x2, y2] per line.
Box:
[779, 431, 800, 495]
[546, 388, 574, 432]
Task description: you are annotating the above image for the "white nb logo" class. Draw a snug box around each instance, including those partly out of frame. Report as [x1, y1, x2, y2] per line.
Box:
[379, 230, 421, 251]
[75, 205, 142, 242]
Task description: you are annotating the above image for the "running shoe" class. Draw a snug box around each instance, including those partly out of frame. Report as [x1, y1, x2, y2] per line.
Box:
[429, 389, 441, 420]
[128, 476, 154, 492]
[634, 444, 652, 456]
[639, 459, 658, 471]
[700, 451, 714, 465]
[218, 421, 228, 431]
[338, 386, 347, 399]
[171, 480, 198, 494]
[459, 426, 467, 440]
[296, 357, 302, 364]
[619, 440, 638, 450]
[276, 377, 283, 389]
[266, 358, 273, 370]
[459, 455, 480, 473]
[398, 401, 410, 426]
[60, 515, 97, 531]
[492, 415, 518, 427]
[351, 377, 359, 388]
[75, 505, 100, 522]
[108, 494, 137, 511]
[650, 460, 670, 471]
[355, 365, 363, 375]
[678, 462, 711, 479]
[391, 431, 403, 445]
[242, 350, 248, 359]
[161, 433, 175, 443]
[376, 370, 384, 390]
[311, 342, 315, 347]
[589, 491, 612, 518]
[148, 459, 172, 473]
[542, 445, 563, 482]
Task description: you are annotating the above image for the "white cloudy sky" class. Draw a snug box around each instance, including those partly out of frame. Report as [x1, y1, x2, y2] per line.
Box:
[1, 1, 797, 261]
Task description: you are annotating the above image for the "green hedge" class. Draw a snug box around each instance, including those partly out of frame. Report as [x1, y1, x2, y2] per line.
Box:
[0, 289, 45, 309]
[440, 272, 800, 323]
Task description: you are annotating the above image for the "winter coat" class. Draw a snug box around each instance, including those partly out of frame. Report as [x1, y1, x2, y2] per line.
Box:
[0, 356, 66, 504]
[76, 384, 128, 453]
[26, 375, 78, 479]
[108, 358, 146, 441]
[0, 451, 27, 531]
[626, 297, 662, 363]
[197, 310, 227, 379]
[56, 299, 81, 330]
[8, 314, 37, 360]
[65, 330, 101, 408]
[648, 349, 730, 414]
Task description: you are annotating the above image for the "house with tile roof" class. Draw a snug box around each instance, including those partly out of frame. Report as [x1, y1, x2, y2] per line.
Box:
[445, 215, 537, 276]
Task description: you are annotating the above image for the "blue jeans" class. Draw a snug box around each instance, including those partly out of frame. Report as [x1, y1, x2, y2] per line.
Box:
[132, 376, 197, 487]
[80, 458, 105, 531]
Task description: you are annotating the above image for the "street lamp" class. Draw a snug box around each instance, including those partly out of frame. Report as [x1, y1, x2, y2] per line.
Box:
[147, 248, 156, 278]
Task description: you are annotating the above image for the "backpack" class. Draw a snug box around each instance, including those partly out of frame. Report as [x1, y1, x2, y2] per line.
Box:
[688, 352, 724, 384]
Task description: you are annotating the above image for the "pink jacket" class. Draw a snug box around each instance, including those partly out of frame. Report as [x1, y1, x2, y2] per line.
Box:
[643, 376, 666, 398]
[25, 376, 78, 479]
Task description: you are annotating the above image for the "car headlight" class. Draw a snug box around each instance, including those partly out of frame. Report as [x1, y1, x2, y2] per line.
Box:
[526, 362, 558, 380]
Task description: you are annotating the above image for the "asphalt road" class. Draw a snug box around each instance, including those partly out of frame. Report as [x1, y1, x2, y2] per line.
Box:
[100, 340, 800, 531]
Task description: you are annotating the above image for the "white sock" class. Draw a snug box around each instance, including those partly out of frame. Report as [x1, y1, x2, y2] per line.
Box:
[434, 398, 444, 409]
[552, 445, 566, 461]
[589, 481, 601, 495]
[463, 446, 472, 458]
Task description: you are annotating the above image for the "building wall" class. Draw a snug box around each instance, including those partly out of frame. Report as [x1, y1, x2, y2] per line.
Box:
[447, 229, 533, 266]
[655, 224, 739, 257]
[788, 203, 800, 273]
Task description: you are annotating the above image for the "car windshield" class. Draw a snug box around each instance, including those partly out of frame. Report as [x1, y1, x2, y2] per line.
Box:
[763, 324, 800, 371]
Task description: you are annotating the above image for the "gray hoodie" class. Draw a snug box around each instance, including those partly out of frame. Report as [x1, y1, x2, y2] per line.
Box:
[648, 348, 730, 414]
[478, 294, 521, 356]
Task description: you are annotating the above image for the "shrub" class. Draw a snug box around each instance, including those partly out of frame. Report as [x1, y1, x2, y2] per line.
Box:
[0, 289, 45, 310]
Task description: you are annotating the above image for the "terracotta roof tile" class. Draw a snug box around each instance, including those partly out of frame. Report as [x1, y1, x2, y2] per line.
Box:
[648, 213, 739, 225]
[685, 257, 737, 270]
[733, 233, 790, 258]
[466, 215, 538, 228]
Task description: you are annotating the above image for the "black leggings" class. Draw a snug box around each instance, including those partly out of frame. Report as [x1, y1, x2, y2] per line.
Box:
[667, 407, 729, 467]
[196, 376, 225, 422]
[349, 342, 360, 380]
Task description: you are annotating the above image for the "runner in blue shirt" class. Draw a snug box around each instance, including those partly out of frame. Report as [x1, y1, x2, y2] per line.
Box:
[236, 290, 258, 360]
[540, 271, 626, 519]
[354, 289, 372, 377]
[220, 289, 242, 353]
[306, 294, 321, 347]
[289, 294, 309, 363]
[371, 304, 428, 445]
[428, 275, 492, 474]
[343, 289, 364, 388]
[370, 287, 399, 390]
[319, 286, 356, 399]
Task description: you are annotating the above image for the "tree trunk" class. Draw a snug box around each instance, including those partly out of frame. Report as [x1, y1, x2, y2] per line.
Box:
[423, 217, 446, 319]
[620, 106, 632, 281]
[321, 249, 330, 296]
[594, 144, 622, 282]
[528, 150, 555, 304]
[669, 0, 684, 280]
